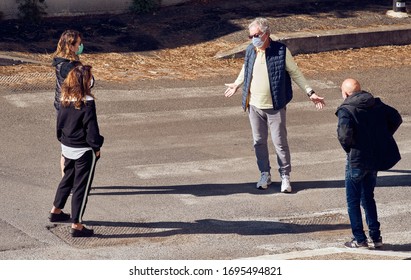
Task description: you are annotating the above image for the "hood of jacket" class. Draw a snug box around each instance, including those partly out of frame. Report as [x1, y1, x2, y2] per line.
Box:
[341, 91, 375, 109]
[52, 57, 70, 67]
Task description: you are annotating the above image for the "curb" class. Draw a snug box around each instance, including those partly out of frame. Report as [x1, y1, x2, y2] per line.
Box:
[238, 247, 411, 260]
[215, 23, 411, 58]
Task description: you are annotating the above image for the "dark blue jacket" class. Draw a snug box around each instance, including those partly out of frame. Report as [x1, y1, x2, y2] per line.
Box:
[336, 91, 402, 171]
[242, 40, 292, 111]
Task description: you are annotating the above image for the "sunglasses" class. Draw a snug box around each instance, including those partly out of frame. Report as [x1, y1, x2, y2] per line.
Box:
[248, 33, 265, 39]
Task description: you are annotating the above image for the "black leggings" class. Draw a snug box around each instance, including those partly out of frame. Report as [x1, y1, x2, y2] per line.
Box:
[53, 150, 97, 223]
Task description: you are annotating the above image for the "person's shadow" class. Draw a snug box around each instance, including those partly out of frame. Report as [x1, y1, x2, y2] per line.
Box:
[90, 169, 411, 196]
[82, 219, 411, 254]
[83, 169, 410, 253]
[86, 219, 350, 238]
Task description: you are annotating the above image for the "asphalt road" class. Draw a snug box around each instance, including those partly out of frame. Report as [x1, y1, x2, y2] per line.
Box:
[0, 66, 410, 260]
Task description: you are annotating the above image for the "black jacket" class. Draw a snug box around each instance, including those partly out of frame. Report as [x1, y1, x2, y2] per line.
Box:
[57, 99, 104, 152]
[336, 91, 402, 171]
[52, 57, 80, 111]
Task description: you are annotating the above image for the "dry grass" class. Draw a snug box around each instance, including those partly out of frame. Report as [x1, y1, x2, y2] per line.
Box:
[296, 44, 411, 75]
[1, 40, 411, 88]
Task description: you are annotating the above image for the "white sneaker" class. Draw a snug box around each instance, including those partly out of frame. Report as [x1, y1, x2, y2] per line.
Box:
[256, 172, 271, 189]
[281, 175, 292, 193]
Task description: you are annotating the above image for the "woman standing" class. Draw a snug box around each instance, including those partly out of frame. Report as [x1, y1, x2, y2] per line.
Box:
[52, 30, 84, 111]
[52, 30, 85, 176]
[49, 65, 104, 238]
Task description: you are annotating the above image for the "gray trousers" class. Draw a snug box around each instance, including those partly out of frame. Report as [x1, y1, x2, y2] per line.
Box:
[248, 105, 291, 176]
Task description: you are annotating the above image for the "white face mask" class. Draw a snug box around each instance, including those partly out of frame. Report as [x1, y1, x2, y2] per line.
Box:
[90, 76, 95, 89]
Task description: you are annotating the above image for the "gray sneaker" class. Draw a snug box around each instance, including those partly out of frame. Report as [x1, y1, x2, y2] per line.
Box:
[368, 236, 383, 249]
[344, 238, 368, 249]
[256, 172, 271, 190]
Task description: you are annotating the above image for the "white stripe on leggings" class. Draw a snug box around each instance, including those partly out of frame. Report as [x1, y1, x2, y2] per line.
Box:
[79, 151, 97, 223]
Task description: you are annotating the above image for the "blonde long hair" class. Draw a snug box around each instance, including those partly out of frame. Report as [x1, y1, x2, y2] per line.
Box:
[53, 30, 82, 61]
[61, 65, 95, 109]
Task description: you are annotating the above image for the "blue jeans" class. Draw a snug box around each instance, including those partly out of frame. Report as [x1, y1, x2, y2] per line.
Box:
[345, 160, 380, 243]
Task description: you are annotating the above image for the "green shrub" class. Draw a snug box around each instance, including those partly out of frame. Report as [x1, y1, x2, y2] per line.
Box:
[16, 0, 47, 24]
[130, 0, 160, 14]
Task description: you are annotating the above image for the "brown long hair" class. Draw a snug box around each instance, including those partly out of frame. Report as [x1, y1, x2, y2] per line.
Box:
[53, 30, 82, 61]
[61, 65, 95, 109]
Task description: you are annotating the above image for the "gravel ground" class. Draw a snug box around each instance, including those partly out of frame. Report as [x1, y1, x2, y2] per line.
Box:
[0, 0, 410, 89]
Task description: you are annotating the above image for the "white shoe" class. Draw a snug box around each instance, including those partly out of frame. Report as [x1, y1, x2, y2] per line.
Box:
[256, 172, 271, 190]
[281, 175, 292, 193]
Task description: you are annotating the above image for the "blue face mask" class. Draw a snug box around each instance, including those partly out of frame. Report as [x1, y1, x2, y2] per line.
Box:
[76, 43, 84, 55]
[252, 37, 264, 48]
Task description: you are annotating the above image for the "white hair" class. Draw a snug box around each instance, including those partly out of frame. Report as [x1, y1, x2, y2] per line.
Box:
[248, 17, 271, 34]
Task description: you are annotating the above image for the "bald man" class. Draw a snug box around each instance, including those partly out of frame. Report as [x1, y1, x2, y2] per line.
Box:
[341, 78, 361, 98]
[336, 78, 402, 249]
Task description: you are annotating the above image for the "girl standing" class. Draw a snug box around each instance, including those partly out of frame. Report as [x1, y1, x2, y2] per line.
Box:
[49, 65, 104, 238]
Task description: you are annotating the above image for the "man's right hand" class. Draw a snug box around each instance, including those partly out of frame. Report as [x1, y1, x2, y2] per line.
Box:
[224, 83, 239, 97]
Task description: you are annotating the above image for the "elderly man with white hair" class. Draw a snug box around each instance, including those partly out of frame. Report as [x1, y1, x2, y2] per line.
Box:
[225, 17, 325, 193]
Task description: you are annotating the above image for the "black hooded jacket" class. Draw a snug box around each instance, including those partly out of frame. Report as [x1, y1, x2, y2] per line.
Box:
[336, 91, 402, 171]
[57, 99, 104, 152]
[52, 57, 81, 111]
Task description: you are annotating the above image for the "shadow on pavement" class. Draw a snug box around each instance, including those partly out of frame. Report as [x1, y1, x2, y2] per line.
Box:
[91, 172, 410, 196]
[85, 219, 350, 238]
[381, 243, 411, 252]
